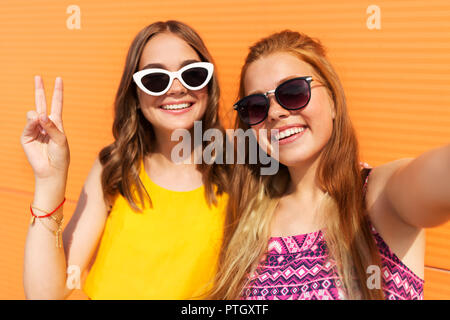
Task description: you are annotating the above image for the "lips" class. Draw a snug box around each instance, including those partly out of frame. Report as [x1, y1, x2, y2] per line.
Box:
[158, 101, 195, 115]
[160, 102, 193, 110]
[272, 124, 308, 142]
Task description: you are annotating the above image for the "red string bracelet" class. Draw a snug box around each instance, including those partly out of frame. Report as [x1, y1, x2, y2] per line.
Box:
[30, 197, 66, 225]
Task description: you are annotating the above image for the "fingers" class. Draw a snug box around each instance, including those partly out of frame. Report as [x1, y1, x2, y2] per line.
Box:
[35, 75, 47, 115]
[360, 161, 372, 169]
[27, 110, 39, 122]
[30, 76, 66, 145]
[50, 77, 64, 131]
[38, 114, 67, 146]
[21, 110, 41, 143]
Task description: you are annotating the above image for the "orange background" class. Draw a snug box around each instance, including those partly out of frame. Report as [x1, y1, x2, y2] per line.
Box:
[1, 0, 449, 300]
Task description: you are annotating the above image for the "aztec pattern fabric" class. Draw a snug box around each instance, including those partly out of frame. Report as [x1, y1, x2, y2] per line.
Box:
[240, 224, 424, 300]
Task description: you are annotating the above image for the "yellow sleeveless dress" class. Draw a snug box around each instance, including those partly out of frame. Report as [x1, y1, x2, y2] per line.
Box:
[83, 163, 227, 299]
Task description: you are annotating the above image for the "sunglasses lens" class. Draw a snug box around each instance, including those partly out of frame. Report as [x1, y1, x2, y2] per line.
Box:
[141, 73, 170, 93]
[182, 67, 209, 88]
[236, 95, 268, 125]
[277, 78, 310, 109]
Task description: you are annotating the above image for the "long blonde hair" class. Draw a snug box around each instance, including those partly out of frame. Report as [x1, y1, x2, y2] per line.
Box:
[209, 30, 384, 299]
[99, 21, 229, 211]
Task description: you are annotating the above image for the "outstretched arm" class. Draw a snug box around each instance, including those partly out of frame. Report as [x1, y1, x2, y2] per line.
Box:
[383, 144, 450, 228]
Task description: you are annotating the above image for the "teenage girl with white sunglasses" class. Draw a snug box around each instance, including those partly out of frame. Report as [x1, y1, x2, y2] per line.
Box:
[21, 20, 229, 299]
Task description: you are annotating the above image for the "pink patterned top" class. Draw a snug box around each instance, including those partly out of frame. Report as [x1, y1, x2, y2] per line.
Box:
[241, 224, 424, 300]
[241, 170, 424, 300]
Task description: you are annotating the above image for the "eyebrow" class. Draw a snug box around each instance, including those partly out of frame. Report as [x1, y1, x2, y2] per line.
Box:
[141, 59, 201, 70]
[248, 75, 312, 95]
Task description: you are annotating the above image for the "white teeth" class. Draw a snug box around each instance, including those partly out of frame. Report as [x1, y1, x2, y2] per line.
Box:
[161, 103, 192, 110]
[274, 127, 305, 141]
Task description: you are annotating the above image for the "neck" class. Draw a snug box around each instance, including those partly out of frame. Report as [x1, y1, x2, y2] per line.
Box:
[271, 154, 329, 235]
[285, 154, 325, 204]
[150, 126, 201, 170]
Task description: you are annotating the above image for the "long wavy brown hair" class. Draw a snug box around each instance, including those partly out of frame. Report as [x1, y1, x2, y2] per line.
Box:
[209, 30, 384, 299]
[99, 20, 229, 212]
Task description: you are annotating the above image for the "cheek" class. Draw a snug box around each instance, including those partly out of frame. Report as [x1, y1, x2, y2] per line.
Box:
[196, 88, 209, 106]
[252, 122, 268, 142]
[306, 90, 334, 133]
[138, 91, 160, 109]
[193, 89, 210, 120]
[252, 124, 277, 156]
[305, 106, 334, 146]
[136, 93, 163, 126]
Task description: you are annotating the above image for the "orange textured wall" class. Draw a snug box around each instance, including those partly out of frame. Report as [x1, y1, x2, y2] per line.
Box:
[0, 0, 449, 300]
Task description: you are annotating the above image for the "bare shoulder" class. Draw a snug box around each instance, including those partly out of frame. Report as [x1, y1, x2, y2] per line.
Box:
[365, 159, 425, 279]
[365, 158, 413, 211]
[85, 157, 104, 185]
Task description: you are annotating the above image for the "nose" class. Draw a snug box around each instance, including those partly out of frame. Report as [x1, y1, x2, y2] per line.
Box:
[267, 95, 290, 122]
[166, 77, 187, 96]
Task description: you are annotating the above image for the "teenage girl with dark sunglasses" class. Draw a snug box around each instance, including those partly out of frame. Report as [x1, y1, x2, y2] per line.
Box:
[210, 30, 450, 300]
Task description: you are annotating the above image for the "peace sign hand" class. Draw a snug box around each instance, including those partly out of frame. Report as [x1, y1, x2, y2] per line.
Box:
[21, 76, 70, 182]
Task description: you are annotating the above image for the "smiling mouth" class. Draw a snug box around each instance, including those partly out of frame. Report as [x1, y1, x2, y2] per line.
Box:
[160, 102, 193, 110]
[273, 126, 306, 141]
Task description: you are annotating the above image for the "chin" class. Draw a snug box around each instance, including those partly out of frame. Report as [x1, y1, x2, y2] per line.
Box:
[276, 148, 323, 167]
[165, 121, 198, 132]
[154, 112, 206, 131]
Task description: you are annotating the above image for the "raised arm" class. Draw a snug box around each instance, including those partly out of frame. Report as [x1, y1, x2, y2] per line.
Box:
[22, 76, 108, 299]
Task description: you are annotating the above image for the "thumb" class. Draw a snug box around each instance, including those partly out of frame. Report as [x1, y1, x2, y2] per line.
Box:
[39, 113, 66, 146]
